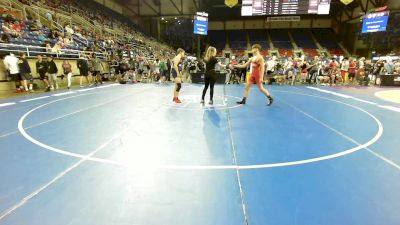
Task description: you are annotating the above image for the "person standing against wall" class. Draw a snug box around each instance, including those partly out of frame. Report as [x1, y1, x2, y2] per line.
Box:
[62, 60, 73, 89]
[36, 55, 50, 92]
[47, 55, 59, 90]
[18, 52, 34, 92]
[3, 53, 22, 93]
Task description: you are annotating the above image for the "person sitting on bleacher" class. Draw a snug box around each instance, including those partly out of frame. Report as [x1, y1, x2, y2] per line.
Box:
[11, 21, 24, 34]
[36, 19, 43, 29]
[65, 25, 74, 36]
[2, 22, 21, 39]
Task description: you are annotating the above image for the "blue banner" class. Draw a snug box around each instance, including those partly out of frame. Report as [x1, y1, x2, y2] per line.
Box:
[362, 11, 389, 33]
[194, 20, 208, 35]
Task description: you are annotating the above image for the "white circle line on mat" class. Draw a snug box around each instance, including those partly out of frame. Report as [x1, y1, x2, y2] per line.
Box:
[162, 95, 243, 111]
[17, 90, 383, 170]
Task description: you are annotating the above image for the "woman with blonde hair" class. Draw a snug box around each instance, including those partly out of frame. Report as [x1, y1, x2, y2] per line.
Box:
[201, 46, 225, 105]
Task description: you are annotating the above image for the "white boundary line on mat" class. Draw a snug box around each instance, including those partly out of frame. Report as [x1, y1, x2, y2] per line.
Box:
[0, 130, 126, 221]
[17, 90, 384, 170]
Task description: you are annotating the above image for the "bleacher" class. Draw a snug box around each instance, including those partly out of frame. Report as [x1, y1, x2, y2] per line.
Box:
[313, 29, 340, 48]
[313, 29, 346, 56]
[291, 29, 316, 49]
[0, 0, 164, 61]
[209, 30, 226, 50]
[270, 29, 293, 49]
[0, 16, 96, 58]
[303, 48, 319, 57]
[205, 28, 350, 58]
[229, 30, 247, 50]
[278, 49, 294, 58]
[248, 29, 269, 50]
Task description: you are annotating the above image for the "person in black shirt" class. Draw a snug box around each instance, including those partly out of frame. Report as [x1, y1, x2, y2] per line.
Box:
[166, 57, 172, 81]
[47, 55, 59, 90]
[36, 55, 50, 92]
[77, 55, 90, 87]
[201, 46, 226, 105]
[18, 52, 33, 92]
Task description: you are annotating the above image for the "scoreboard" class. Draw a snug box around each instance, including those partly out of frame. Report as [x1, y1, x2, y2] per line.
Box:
[361, 11, 390, 33]
[193, 12, 208, 35]
[241, 0, 331, 16]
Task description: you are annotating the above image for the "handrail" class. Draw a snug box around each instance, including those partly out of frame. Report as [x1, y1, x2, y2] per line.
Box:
[28, 5, 64, 31]
[72, 34, 89, 47]
[0, 0, 23, 16]
[0, 0, 64, 32]
[0, 0, 14, 10]
[0, 43, 108, 60]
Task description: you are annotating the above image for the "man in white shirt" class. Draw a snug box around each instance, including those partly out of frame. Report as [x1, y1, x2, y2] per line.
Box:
[65, 25, 74, 35]
[3, 53, 22, 92]
[340, 57, 349, 84]
[265, 57, 276, 83]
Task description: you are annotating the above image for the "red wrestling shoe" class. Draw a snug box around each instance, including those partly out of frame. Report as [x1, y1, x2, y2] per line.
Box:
[174, 97, 182, 104]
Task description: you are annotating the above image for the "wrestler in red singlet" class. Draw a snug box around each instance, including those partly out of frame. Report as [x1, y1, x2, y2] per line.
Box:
[249, 60, 262, 85]
[234, 44, 273, 106]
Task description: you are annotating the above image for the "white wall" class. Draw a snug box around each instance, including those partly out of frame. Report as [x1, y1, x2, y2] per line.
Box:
[209, 21, 225, 30]
[225, 21, 244, 30]
[312, 18, 332, 28]
[244, 20, 264, 29]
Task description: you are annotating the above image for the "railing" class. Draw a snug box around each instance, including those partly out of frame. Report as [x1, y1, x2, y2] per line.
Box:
[28, 5, 64, 31]
[0, 0, 64, 32]
[69, 6, 102, 34]
[30, 5, 72, 25]
[71, 34, 89, 47]
[0, 43, 108, 60]
[0, 0, 23, 18]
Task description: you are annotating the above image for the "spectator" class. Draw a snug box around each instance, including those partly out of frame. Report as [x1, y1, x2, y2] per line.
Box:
[47, 55, 59, 90]
[38, 31, 47, 42]
[45, 11, 53, 25]
[36, 55, 50, 92]
[18, 52, 34, 92]
[36, 19, 43, 29]
[77, 55, 90, 87]
[91, 53, 104, 85]
[2, 22, 20, 38]
[3, 53, 22, 92]
[52, 42, 63, 54]
[62, 60, 73, 89]
[65, 24, 74, 35]
[44, 41, 52, 53]
[340, 57, 349, 84]
[348, 59, 357, 84]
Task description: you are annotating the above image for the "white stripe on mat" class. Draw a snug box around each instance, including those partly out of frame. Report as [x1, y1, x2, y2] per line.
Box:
[20, 96, 50, 103]
[0, 102, 16, 107]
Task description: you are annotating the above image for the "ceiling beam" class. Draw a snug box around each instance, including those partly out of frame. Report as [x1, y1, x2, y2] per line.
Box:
[343, 6, 354, 20]
[138, 0, 141, 16]
[169, 0, 183, 15]
[126, 6, 139, 16]
[181, 0, 183, 14]
[192, 0, 199, 11]
[142, 0, 160, 15]
[369, 0, 377, 7]
[125, 2, 139, 16]
[357, 0, 366, 13]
